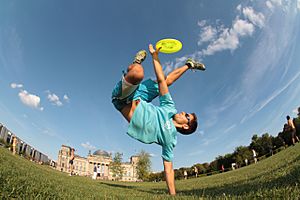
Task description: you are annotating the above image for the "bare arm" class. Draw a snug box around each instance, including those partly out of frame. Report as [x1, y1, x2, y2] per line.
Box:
[149, 44, 169, 96]
[163, 160, 176, 195]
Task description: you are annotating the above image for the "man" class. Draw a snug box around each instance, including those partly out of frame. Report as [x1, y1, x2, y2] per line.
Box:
[194, 166, 198, 178]
[12, 135, 18, 155]
[97, 164, 101, 179]
[69, 148, 75, 176]
[252, 149, 257, 164]
[287, 115, 299, 145]
[112, 44, 205, 195]
[183, 170, 188, 179]
[293, 107, 300, 140]
[92, 164, 97, 180]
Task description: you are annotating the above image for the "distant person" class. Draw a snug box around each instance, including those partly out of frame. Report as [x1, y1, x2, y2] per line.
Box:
[12, 136, 18, 155]
[69, 148, 75, 176]
[231, 163, 236, 170]
[221, 164, 225, 172]
[252, 149, 257, 163]
[111, 44, 205, 195]
[183, 170, 188, 180]
[92, 164, 97, 180]
[194, 166, 198, 178]
[287, 115, 299, 145]
[244, 158, 248, 166]
[97, 164, 101, 179]
[294, 107, 300, 137]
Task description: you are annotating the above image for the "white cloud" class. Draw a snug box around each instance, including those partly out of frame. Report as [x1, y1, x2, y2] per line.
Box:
[166, 5, 265, 73]
[202, 19, 254, 56]
[237, 1, 299, 123]
[47, 91, 63, 106]
[298, 0, 300, 10]
[81, 142, 96, 150]
[270, 0, 282, 6]
[224, 124, 237, 133]
[197, 20, 206, 27]
[266, 0, 293, 12]
[266, 1, 274, 10]
[18, 90, 43, 111]
[63, 94, 70, 103]
[198, 130, 204, 136]
[242, 7, 265, 28]
[233, 19, 255, 36]
[198, 25, 217, 45]
[163, 61, 174, 75]
[10, 83, 23, 89]
[293, 108, 298, 114]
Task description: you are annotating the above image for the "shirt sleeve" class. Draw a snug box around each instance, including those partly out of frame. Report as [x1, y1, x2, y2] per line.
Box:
[159, 93, 176, 109]
[161, 144, 174, 162]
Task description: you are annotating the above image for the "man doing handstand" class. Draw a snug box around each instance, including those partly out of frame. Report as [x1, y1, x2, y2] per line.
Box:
[112, 44, 205, 195]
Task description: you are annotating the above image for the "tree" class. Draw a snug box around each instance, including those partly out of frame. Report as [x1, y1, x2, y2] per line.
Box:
[214, 153, 234, 171]
[233, 146, 252, 166]
[250, 133, 273, 156]
[110, 152, 124, 180]
[136, 150, 151, 181]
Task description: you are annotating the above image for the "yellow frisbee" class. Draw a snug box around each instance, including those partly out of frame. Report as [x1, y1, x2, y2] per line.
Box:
[155, 38, 182, 54]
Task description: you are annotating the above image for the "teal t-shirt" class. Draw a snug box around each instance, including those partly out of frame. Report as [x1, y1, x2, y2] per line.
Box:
[127, 93, 178, 161]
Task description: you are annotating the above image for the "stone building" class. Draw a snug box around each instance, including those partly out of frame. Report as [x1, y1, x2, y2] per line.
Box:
[0, 123, 50, 163]
[56, 145, 139, 181]
[121, 156, 139, 182]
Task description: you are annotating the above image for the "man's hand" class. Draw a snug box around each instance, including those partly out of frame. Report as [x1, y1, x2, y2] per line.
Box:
[149, 44, 161, 57]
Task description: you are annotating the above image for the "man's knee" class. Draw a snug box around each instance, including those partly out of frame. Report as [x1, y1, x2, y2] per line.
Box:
[125, 64, 144, 85]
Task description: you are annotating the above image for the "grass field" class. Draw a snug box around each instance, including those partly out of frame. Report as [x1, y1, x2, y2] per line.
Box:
[1, 144, 300, 199]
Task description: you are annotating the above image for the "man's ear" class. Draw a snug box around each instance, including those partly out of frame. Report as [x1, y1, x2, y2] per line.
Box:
[182, 124, 189, 130]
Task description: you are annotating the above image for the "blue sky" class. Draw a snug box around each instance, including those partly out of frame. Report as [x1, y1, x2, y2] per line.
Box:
[1, 0, 300, 172]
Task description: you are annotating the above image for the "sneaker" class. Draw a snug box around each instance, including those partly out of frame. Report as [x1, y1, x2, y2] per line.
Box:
[133, 50, 147, 64]
[185, 58, 205, 71]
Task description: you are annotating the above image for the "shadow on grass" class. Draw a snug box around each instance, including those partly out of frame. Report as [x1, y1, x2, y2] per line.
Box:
[99, 181, 170, 195]
[99, 182, 137, 189]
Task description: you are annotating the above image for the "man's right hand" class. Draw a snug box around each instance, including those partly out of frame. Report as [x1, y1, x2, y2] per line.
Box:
[149, 44, 161, 57]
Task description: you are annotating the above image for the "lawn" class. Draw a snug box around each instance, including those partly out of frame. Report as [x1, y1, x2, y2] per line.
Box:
[1, 144, 300, 199]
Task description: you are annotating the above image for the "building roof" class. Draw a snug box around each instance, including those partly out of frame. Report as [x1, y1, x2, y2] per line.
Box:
[93, 149, 111, 157]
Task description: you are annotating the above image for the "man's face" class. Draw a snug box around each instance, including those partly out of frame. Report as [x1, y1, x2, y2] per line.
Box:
[173, 111, 194, 126]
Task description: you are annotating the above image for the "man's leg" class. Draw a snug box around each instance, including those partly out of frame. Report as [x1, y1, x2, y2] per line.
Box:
[165, 59, 205, 86]
[124, 64, 144, 85]
[120, 63, 144, 122]
[166, 65, 189, 86]
[112, 49, 147, 121]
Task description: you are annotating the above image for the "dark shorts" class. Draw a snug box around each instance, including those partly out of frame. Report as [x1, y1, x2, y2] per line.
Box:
[69, 160, 74, 165]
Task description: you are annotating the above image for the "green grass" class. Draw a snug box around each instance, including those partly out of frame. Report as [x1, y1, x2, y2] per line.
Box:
[1, 144, 300, 199]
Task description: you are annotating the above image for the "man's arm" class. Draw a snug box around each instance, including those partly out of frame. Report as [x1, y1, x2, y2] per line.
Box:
[163, 160, 176, 195]
[149, 44, 169, 96]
